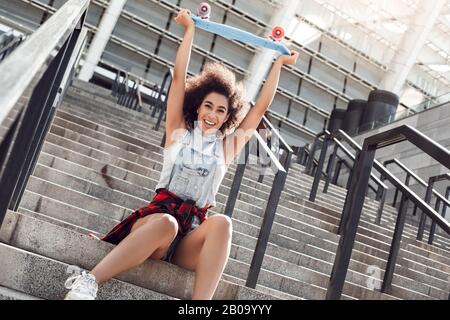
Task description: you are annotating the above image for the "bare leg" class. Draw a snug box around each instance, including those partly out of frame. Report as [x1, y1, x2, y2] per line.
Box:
[90, 213, 178, 284]
[172, 214, 232, 299]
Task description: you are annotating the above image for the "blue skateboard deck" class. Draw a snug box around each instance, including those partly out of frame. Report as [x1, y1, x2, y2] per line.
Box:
[191, 15, 290, 55]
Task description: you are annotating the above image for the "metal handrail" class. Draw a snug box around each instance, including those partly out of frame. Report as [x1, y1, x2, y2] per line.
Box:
[0, 0, 89, 229]
[304, 130, 327, 175]
[308, 129, 388, 227]
[332, 156, 378, 193]
[223, 127, 290, 289]
[331, 156, 375, 191]
[326, 124, 450, 300]
[256, 115, 293, 181]
[383, 158, 450, 214]
[261, 115, 293, 154]
[154, 68, 173, 132]
[417, 173, 450, 244]
[329, 138, 385, 192]
[333, 129, 389, 199]
[0, 0, 89, 133]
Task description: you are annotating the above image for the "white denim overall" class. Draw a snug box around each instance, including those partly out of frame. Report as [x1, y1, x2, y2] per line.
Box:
[155, 125, 227, 232]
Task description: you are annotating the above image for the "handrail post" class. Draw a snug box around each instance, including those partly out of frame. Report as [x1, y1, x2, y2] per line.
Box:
[246, 151, 291, 288]
[305, 137, 320, 175]
[296, 146, 306, 165]
[224, 143, 249, 218]
[332, 158, 342, 185]
[392, 187, 400, 208]
[111, 69, 120, 96]
[326, 146, 376, 299]
[303, 148, 310, 166]
[323, 142, 338, 194]
[309, 134, 331, 202]
[428, 199, 442, 245]
[345, 160, 354, 190]
[375, 187, 386, 225]
[337, 156, 358, 235]
[375, 184, 383, 201]
[154, 69, 172, 131]
[382, 193, 409, 293]
[418, 178, 438, 241]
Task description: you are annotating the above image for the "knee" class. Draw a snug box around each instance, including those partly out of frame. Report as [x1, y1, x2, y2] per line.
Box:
[151, 214, 179, 238]
[208, 214, 232, 237]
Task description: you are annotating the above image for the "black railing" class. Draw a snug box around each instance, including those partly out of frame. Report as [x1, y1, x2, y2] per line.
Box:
[111, 69, 144, 112]
[326, 125, 450, 299]
[0, 0, 89, 229]
[331, 155, 350, 186]
[383, 159, 450, 244]
[417, 173, 450, 244]
[222, 114, 292, 289]
[307, 130, 388, 227]
[109, 65, 172, 136]
[294, 145, 308, 166]
[304, 131, 326, 175]
[153, 68, 173, 132]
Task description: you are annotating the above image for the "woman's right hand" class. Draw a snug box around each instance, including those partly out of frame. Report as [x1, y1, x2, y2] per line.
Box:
[174, 8, 194, 30]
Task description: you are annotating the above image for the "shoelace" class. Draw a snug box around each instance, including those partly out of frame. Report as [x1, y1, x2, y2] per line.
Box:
[65, 271, 98, 298]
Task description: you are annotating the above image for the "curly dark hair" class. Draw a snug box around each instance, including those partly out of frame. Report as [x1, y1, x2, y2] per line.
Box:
[183, 62, 249, 134]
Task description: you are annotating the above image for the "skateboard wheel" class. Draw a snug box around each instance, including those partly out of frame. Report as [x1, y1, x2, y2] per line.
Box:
[271, 26, 285, 40]
[197, 2, 211, 18]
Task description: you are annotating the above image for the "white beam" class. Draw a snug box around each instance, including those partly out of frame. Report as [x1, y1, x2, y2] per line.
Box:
[379, 0, 446, 95]
[78, 0, 127, 81]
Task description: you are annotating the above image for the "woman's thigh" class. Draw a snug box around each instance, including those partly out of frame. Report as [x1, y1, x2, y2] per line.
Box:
[129, 213, 176, 260]
[170, 218, 212, 271]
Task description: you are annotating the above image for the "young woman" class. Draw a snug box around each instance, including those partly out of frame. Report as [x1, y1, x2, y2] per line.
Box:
[64, 8, 299, 300]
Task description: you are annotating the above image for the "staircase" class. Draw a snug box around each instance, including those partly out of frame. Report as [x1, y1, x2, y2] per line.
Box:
[1, 79, 450, 300]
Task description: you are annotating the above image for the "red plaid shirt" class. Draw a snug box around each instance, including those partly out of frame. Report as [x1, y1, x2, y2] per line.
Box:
[101, 188, 208, 245]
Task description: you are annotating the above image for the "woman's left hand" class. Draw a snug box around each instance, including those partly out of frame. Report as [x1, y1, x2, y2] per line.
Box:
[277, 50, 299, 65]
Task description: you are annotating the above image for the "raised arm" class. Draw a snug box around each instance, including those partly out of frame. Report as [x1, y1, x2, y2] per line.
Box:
[165, 9, 195, 148]
[224, 51, 299, 164]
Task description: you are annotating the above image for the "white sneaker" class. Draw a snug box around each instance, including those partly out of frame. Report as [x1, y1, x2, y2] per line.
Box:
[64, 271, 98, 300]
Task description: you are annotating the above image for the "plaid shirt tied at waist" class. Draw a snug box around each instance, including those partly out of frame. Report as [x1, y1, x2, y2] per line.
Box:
[101, 188, 209, 245]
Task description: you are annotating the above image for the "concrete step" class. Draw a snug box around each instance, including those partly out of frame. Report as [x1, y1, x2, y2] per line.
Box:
[20, 182, 449, 297]
[71, 79, 121, 101]
[0, 285, 43, 300]
[0, 242, 177, 300]
[17, 174, 446, 298]
[62, 87, 165, 132]
[0, 211, 277, 300]
[64, 88, 165, 132]
[57, 107, 163, 147]
[9, 205, 442, 298]
[59, 104, 162, 146]
[49, 119, 163, 162]
[1, 210, 400, 300]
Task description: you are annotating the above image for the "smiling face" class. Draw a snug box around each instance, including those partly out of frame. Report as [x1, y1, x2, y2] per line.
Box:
[196, 92, 230, 134]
